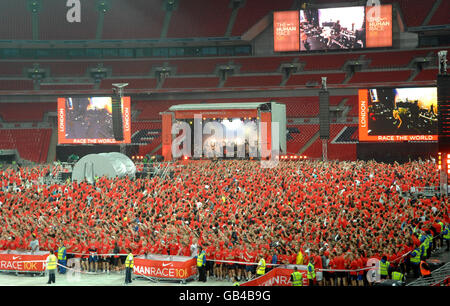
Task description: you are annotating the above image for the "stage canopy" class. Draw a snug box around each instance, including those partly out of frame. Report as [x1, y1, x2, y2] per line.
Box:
[72, 152, 136, 183]
[168, 102, 271, 111]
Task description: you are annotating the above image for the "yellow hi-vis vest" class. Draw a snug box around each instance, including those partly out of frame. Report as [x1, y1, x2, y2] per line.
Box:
[291, 271, 303, 286]
[197, 252, 206, 267]
[307, 263, 315, 280]
[443, 226, 450, 239]
[379, 261, 389, 276]
[392, 271, 404, 281]
[47, 254, 57, 270]
[421, 242, 428, 257]
[125, 253, 134, 268]
[257, 258, 266, 275]
[410, 249, 421, 264]
[57, 246, 66, 260]
[426, 235, 432, 249]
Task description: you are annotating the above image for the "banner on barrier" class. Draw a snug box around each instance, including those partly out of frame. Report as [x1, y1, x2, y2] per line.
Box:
[241, 266, 308, 286]
[0, 251, 49, 272]
[133, 255, 197, 280]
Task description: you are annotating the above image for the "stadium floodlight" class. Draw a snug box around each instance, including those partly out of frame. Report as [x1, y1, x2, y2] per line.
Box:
[112, 83, 129, 97]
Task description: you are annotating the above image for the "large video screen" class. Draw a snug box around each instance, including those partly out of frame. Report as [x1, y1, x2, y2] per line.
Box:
[57, 96, 131, 144]
[274, 4, 392, 52]
[300, 6, 366, 50]
[359, 88, 438, 142]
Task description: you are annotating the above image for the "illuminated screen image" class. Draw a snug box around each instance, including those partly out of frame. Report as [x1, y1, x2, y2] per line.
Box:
[359, 88, 438, 142]
[273, 11, 300, 52]
[57, 96, 131, 144]
[300, 6, 366, 51]
[273, 5, 392, 52]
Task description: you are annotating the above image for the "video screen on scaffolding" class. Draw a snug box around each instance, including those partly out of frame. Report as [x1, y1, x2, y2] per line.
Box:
[273, 4, 392, 52]
[57, 96, 131, 144]
[358, 87, 438, 142]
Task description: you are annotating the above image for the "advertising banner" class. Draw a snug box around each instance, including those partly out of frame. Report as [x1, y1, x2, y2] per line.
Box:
[366, 4, 393, 48]
[133, 255, 197, 280]
[273, 11, 300, 52]
[0, 251, 49, 272]
[241, 266, 308, 286]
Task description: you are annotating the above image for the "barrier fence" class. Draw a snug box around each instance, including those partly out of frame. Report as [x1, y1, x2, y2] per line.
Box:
[0, 232, 446, 285]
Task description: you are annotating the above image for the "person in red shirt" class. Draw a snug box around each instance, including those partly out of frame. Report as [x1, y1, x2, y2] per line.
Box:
[180, 242, 191, 257]
[205, 242, 216, 279]
[214, 243, 224, 280]
[99, 239, 111, 274]
[158, 240, 168, 255]
[326, 253, 336, 286]
[80, 241, 89, 272]
[9, 236, 18, 251]
[112, 240, 122, 272]
[224, 246, 235, 281]
[169, 241, 180, 256]
[314, 250, 323, 286]
[349, 254, 361, 286]
[334, 251, 347, 286]
[88, 240, 99, 273]
[358, 253, 367, 286]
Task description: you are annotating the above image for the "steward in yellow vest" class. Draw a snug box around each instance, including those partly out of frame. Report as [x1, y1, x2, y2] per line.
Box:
[256, 256, 266, 276]
[46, 250, 57, 284]
[379, 256, 390, 279]
[124, 250, 134, 285]
[197, 247, 207, 282]
[290, 266, 303, 286]
[307, 261, 316, 286]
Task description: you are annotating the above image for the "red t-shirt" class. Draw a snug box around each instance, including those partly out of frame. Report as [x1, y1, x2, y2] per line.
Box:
[335, 255, 345, 270]
[169, 243, 180, 256]
[315, 255, 323, 269]
[350, 258, 360, 275]
[328, 258, 336, 274]
[224, 249, 234, 265]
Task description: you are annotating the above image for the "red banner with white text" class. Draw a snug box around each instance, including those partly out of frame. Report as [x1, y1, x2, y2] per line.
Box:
[365, 4, 393, 48]
[241, 266, 308, 286]
[273, 11, 300, 52]
[0, 251, 49, 272]
[133, 255, 197, 280]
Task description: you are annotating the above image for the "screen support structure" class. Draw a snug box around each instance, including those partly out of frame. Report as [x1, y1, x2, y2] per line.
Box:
[112, 83, 129, 155]
[438, 51, 449, 196]
[319, 77, 329, 161]
[322, 139, 328, 161]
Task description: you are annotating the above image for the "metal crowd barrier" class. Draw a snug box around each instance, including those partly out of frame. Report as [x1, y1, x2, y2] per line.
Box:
[407, 262, 450, 286]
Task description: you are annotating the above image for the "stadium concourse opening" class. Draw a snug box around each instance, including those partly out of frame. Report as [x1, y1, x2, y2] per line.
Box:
[0, 0, 449, 292]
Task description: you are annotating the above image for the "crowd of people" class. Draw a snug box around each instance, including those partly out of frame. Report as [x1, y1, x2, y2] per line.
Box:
[0, 159, 448, 285]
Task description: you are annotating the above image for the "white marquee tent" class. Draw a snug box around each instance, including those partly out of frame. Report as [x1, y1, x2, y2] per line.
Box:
[71, 152, 136, 183]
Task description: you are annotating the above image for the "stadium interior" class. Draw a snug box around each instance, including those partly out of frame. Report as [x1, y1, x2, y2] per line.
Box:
[0, 0, 449, 288]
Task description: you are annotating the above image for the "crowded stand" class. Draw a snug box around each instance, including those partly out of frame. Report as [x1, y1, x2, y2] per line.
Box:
[0, 159, 448, 285]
